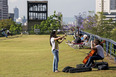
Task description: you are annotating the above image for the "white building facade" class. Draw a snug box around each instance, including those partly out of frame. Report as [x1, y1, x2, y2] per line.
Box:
[0, 0, 8, 20]
[96, 0, 116, 13]
[96, 0, 116, 22]
[16, 16, 27, 26]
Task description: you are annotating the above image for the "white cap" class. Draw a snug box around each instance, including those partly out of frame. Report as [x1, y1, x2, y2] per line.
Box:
[83, 34, 87, 38]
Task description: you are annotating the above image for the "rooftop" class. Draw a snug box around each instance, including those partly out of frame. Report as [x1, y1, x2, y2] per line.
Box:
[27, 1, 48, 3]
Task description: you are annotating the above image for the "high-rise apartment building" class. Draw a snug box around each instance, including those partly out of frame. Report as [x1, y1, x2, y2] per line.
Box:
[96, 0, 109, 13]
[14, 7, 19, 21]
[96, 0, 116, 22]
[0, 0, 8, 20]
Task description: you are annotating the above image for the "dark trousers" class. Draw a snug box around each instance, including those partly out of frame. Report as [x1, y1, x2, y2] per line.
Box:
[85, 55, 103, 67]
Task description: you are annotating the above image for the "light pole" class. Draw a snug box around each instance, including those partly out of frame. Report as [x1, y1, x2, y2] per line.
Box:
[75, 20, 80, 36]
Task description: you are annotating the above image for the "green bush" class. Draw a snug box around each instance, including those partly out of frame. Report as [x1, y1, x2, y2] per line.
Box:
[111, 28, 116, 41]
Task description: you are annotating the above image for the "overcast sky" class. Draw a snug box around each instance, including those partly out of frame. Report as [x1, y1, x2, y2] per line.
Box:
[8, 0, 95, 18]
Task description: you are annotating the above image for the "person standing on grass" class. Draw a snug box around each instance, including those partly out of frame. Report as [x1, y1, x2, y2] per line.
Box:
[50, 31, 66, 72]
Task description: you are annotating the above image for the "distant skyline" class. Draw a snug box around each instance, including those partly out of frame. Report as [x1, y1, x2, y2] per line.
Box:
[8, 0, 95, 18]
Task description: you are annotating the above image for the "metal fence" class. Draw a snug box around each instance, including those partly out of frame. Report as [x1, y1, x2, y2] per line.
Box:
[81, 31, 116, 62]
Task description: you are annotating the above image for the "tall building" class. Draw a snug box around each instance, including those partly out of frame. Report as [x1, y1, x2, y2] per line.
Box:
[27, 1, 48, 32]
[0, 0, 8, 20]
[14, 7, 19, 21]
[96, 0, 116, 22]
[96, 0, 116, 13]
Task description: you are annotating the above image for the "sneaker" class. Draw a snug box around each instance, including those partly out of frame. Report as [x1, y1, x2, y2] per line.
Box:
[55, 70, 59, 73]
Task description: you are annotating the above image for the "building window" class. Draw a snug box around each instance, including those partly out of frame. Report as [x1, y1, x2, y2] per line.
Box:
[110, 0, 116, 10]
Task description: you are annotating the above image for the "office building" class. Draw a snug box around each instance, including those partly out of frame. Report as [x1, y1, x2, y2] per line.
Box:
[27, 1, 48, 32]
[14, 7, 19, 21]
[0, 0, 8, 20]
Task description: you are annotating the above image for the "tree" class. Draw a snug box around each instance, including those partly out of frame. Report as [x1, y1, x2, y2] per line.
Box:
[0, 19, 15, 30]
[0, 19, 22, 35]
[33, 11, 62, 34]
[9, 23, 22, 34]
[111, 28, 116, 41]
[9, 24, 16, 34]
[82, 12, 115, 39]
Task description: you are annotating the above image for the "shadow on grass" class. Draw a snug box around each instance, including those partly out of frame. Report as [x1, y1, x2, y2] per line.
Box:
[0, 35, 22, 40]
[8, 35, 22, 39]
[109, 66, 116, 70]
[93, 66, 116, 70]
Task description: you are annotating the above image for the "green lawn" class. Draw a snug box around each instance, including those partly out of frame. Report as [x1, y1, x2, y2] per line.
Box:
[0, 35, 116, 77]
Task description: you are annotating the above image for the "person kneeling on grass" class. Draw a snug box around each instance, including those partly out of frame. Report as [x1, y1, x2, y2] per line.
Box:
[50, 31, 66, 72]
[85, 39, 104, 67]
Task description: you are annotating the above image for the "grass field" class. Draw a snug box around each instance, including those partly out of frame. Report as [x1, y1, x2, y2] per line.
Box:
[0, 35, 116, 77]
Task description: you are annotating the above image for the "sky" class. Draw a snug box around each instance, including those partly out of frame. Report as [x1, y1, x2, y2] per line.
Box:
[8, 0, 95, 18]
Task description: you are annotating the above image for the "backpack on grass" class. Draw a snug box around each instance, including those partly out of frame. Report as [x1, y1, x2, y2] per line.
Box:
[69, 67, 92, 73]
[62, 66, 73, 73]
[98, 65, 109, 70]
[94, 62, 108, 68]
[76, 64, 85, 68]
[62, 66, 92, 73]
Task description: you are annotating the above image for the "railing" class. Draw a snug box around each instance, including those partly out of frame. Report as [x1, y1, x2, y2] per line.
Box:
[81, 31, 116, 62]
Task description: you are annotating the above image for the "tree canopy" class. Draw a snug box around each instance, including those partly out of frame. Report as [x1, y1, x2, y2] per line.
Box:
[33, 11, 62, 34]
[81, 12, 116, 40]
[0, 19, 22, 34]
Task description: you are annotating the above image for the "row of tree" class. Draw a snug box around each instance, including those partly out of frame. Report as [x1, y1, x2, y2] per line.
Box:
[0, 11, 62, 35]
